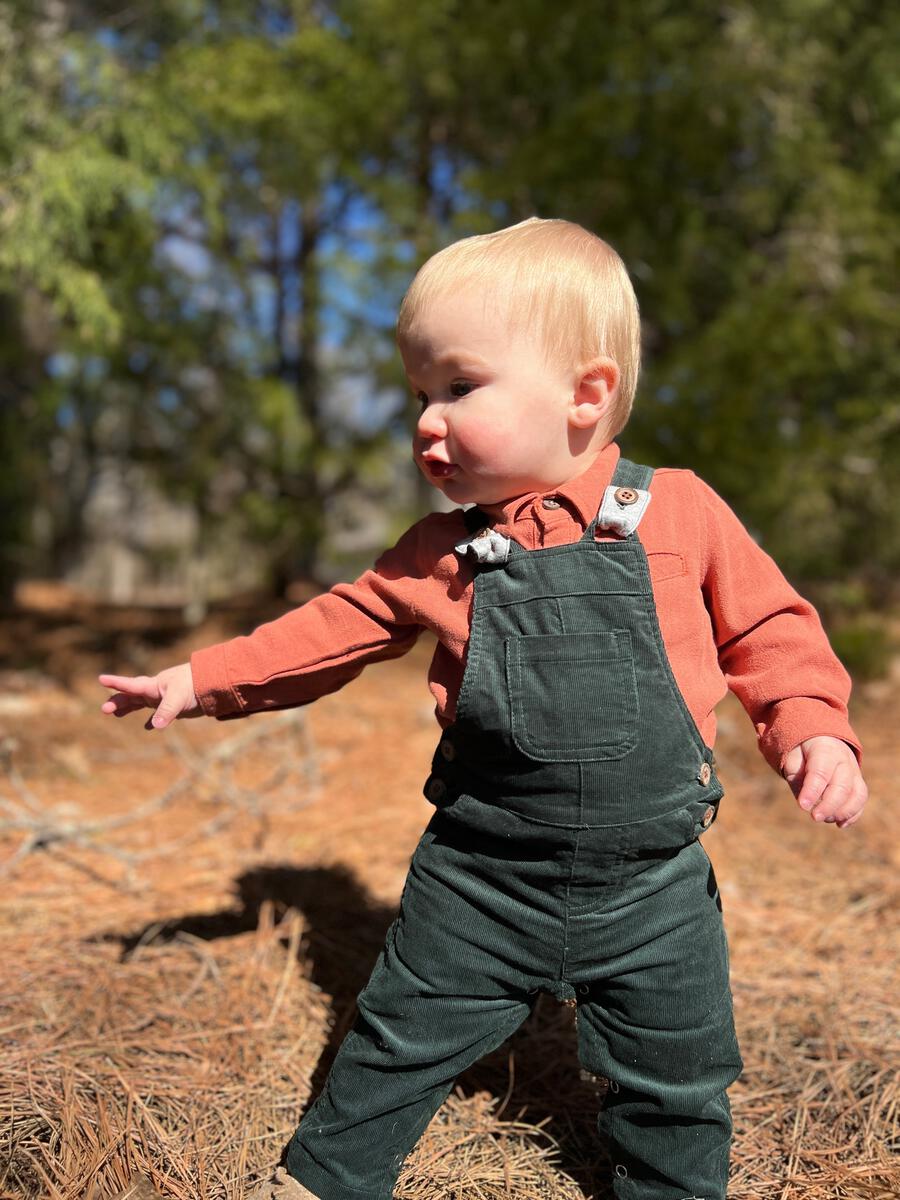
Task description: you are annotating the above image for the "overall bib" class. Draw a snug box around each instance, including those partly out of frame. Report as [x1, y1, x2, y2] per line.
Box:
[286, 458, 744, 1200]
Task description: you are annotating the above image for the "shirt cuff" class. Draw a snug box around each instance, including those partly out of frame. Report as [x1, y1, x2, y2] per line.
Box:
[190, 643, 244, 719]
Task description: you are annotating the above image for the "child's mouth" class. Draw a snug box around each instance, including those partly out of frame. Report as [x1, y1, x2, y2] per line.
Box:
[426, 461, 458, 478]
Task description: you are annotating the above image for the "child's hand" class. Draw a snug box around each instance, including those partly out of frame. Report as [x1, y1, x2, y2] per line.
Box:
[98, 663, 202, 731]
[781, 735, 868, 828]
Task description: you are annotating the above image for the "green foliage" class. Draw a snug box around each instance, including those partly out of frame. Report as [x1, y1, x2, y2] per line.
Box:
[829, 617, 897, 682]
[0, 16, 196, 345]
[0, 0, 897, 612]
[450, 0, 900, 599]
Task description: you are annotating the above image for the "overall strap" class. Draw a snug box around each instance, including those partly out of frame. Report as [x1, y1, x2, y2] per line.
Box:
[455, 456, 656, 564]
[587, 457, 655, 540]
[610, 457, 655, 492]
[455, 504, 511, 564]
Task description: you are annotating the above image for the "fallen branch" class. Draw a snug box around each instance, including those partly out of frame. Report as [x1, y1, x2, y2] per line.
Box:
[0, 710, 320, 882]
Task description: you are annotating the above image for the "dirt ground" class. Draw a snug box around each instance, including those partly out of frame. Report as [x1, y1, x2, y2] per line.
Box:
[0, 585, 897, 1200]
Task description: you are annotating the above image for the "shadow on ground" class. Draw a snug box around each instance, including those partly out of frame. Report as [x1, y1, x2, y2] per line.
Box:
[91, 862, 614, 1198]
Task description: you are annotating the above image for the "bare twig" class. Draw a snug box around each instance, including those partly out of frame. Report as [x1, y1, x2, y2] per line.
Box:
[0, 711, 319, 881]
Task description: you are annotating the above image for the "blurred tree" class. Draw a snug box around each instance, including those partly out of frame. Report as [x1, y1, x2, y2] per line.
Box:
[0, 0, 897, 617]
[0, 0, 415, 607]
[0, 0, 235, 606]
[382, 0, 900, 602]
[275, 0, 900, 602]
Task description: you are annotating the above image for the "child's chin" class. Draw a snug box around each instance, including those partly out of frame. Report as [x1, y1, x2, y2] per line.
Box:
[430, 472, 500, 507]
[431, 473, 467, 496]
[438, 478, 482, 504]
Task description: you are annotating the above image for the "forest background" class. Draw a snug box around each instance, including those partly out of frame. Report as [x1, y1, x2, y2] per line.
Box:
[2, 0, 898, 675]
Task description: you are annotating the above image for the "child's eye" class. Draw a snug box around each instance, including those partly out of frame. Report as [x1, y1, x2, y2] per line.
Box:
[414, 381, 473, 407]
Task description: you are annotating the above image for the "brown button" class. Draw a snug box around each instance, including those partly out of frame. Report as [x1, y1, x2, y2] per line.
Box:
[613, 486, 638, 505]
[439, 739, 456, 762]
[701, 804, 716, 828]
[698, 762, 712, 786]
[426, 777, 447, 803]
[542, 497, 561, 509]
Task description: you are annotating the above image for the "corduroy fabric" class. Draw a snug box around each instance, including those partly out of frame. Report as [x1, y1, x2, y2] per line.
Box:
[285, 459, 743, 1200]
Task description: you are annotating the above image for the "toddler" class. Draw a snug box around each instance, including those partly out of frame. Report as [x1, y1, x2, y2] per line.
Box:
[100, 218, 867, 1200]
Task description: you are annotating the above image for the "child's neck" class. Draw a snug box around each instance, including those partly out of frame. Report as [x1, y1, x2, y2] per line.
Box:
[477, 441, 616, 520]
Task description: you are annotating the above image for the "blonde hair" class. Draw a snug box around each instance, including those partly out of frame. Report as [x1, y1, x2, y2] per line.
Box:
[396, 217, 641, 437]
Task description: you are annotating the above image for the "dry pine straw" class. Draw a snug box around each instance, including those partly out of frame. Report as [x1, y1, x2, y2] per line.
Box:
[0, 649, 898, 1200]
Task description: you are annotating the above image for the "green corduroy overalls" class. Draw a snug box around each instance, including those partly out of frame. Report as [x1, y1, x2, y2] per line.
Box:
[286, 458, 744, 1200]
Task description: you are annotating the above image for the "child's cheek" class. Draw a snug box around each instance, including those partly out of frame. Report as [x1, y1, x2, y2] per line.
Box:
[458, 419, 510, 470]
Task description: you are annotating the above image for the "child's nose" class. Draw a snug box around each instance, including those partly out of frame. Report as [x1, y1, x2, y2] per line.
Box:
[416, 403, 448, 441]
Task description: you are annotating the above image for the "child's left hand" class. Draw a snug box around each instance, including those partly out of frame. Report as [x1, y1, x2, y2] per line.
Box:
[781, 736, 868, 828]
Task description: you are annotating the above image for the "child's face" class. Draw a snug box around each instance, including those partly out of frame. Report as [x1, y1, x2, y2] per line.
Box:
[399, 290, 585, 507]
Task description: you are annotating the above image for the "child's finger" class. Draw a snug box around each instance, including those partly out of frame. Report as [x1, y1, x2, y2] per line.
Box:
[150, 701, 181, 729]
[100, 692, 149, 716]
[807, 761, 856, 822]
[794, 742, 857, 811]
[836, 807, 863, 829]
[831, 781, 868, 828]
[98, 673, 157, 696]
[795, 761, 831, 810]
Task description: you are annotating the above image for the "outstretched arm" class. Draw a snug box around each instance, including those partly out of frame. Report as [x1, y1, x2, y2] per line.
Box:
[100, 517, 436, 725]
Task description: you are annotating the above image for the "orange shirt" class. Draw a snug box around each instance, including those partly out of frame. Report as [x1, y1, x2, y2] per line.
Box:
[190, 441, 862, 775]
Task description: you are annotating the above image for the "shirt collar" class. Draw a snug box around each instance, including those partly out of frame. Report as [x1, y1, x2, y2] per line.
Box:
[477, 441, 622, 531]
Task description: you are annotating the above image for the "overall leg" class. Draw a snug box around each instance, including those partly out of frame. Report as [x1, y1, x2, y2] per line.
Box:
[286, 817, 542, 1200]
[570, 841, 743, 1200]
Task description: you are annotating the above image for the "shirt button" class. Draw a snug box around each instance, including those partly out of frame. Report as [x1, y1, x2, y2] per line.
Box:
[439, 739, 456, 762]
[614, 486, 638, 505]
[698, 761, 712, 786]
[426, 777, 447, 803]
[701, 804, 716, 828]
[541, 497, 561, 509]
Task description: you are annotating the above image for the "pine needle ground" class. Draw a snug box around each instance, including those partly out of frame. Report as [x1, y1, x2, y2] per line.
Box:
[1, 601, 896, 1200]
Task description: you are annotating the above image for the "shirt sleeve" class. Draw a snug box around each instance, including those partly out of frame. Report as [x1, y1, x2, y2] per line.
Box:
[692, 473, 863, 774]
[189, 519, 430, 721]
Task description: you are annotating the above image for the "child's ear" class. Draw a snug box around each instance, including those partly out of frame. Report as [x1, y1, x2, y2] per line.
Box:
[569, 356, 619, 430]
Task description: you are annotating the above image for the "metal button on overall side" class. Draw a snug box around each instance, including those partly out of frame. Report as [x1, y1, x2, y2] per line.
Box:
[614, 486, 638, 505]
[701, 804, 716, 828]
[439, 739, 456, 762]
[608, 1080, 620, 1093]
[698, 761, 712, 786]
[542, 497, 561, 509]
[615, 1164, 628, 1178]
[426, 777, 447, 803]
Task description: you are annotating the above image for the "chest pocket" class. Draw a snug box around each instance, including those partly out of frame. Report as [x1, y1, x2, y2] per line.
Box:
[647, 551, 686, 585]
[504, 630, 639, 762]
